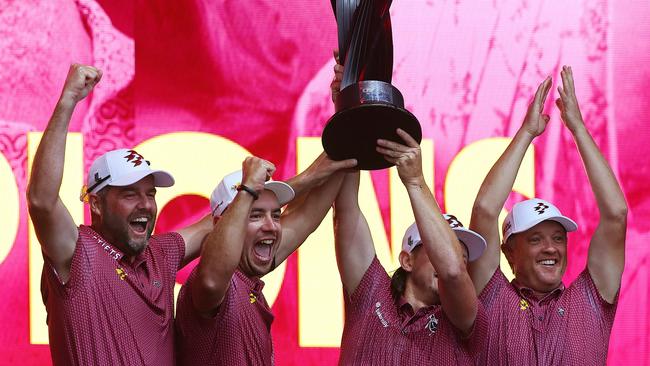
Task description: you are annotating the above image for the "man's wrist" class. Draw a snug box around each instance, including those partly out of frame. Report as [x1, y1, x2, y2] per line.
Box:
[517, 126, 538, 141]
[237, 184, 259, 200]
[286, 172, 311, 196]
[403, 176, 427, 189]
[56, 95, 78, 110]
[568, 119, 587, 135]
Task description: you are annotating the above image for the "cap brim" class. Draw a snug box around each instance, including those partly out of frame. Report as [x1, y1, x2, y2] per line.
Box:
[510, 215, 578, 238]
[109, 169, 175, 188]
[454, 228, 487, 262]
[547, 216, 578, 232]
[264, 181, 295, 206]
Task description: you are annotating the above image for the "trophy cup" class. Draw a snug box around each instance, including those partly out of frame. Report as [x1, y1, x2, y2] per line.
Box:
[322, 0, 422, 170]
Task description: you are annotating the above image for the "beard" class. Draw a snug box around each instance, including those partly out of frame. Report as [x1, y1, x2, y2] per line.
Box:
[101, 207, 156, 256]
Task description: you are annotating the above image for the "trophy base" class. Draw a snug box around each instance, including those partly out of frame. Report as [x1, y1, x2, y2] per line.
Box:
[323, 81, 422, 170]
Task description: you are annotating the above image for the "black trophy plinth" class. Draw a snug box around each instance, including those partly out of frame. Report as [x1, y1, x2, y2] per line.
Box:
[323, 0, 421, 170]
[323, 80, 421, 170]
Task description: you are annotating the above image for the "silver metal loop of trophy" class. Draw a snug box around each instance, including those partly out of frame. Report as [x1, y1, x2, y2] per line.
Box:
[322, 0, 422, 170]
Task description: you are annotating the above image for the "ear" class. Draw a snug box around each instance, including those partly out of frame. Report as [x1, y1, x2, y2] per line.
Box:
[88, 194, 103, 217]
[501, 242, 515, 271]
[399, 251, 414, 273]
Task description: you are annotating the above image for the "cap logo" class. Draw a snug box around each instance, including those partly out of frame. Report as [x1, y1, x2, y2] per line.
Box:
[84, 172, 112, 197]
[504, 221, 512, 232]
[534, 202, 549, 215]
[123, 150, 147, 167]
[230, 182, 241, 192]
[407, 235, 416, 247]
[445, 214, 463, 228]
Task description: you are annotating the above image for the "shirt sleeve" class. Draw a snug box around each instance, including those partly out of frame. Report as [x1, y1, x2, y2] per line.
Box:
[41, 226, 87, 299]
[577, 268, 619, 323]
[153, 231, 186, 273]
[462, 302, 489, 359]
[347, 256, 391, 312]
[175, 269, 235, 336]
[478, 267, 509, 310]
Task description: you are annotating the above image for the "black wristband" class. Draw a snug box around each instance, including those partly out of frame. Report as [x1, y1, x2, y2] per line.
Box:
[237, 184, 259, 200]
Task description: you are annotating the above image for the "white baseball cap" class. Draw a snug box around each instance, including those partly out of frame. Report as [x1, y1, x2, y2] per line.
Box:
[80, 148, 174, 202]
[502, 198, 578, 243]
[209, 170, 295, 217]
[401, 214, 487, 262]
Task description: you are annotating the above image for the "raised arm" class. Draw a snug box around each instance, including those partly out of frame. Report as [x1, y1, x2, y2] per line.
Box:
[333, 171, 376, 295]
[176, 214, 213, 267]
[191, 157, 274, 316]
[327, 53, 376, 294]
[556, 66, 627, 303]
[273, 153, 356, 266]
[469, 77, 552, 294]
[377, 129, 476, 336]
[26, 64, 102, 283]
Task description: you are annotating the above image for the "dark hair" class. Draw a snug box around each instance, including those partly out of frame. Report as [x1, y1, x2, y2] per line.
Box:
[390, 267, 408, 301]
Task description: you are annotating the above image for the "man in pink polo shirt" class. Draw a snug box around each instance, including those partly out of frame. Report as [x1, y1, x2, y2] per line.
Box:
[27, 64, 213, 365]
[469, 66, 627, 365]
[332, 129, 488, 365]
[175, 154, 356, 365]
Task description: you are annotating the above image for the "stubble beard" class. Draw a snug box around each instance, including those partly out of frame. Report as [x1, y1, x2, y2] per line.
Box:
[102, 208, 155, 257]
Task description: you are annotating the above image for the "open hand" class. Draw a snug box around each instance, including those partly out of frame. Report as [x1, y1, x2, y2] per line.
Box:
[522, 76, 552, 137]
[556, 65, 585, 133]
[376, 129, 423, 187]
[303, 152, 357, 187]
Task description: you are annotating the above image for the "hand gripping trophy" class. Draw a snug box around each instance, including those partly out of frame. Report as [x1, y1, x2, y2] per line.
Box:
[322, 0, 422, 170]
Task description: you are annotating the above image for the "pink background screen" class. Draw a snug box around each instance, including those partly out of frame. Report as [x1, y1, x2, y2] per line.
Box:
[0, 0, 648, 364]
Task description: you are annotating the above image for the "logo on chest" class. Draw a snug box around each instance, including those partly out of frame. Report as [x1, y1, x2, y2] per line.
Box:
[374, 302, 389, 327]
[425, 314, 439, 335]
[115, 267, 127, 280]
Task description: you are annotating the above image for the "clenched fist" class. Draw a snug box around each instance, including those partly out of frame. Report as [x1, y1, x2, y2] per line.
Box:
[241, 157, 276, 193]
[59, 64, 102, 106]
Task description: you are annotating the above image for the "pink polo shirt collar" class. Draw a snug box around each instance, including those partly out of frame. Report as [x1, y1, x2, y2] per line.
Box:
[91, 229, 150, 269]
[396, 296, 437, 318]
[511, 278, 565, 304]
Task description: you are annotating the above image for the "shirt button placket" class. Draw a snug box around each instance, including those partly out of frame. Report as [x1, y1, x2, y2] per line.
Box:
[531, 307, 543, 331]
